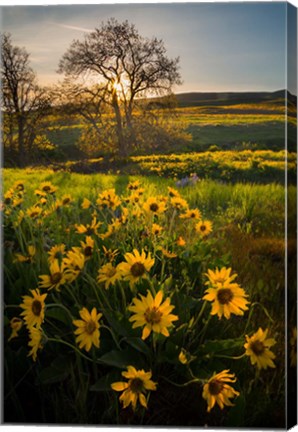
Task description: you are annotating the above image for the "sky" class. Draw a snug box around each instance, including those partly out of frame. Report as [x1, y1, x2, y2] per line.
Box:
[0, 2, 297, 94]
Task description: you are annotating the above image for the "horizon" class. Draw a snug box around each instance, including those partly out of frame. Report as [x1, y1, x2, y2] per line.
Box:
[1, 3, 297, 95]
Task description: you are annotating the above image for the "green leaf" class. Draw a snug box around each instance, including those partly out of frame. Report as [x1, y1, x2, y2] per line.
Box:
[46, 307, 70, 326]
[37, 355, 72, 385]
[103, 311, 130, 337]
[157, 340, 180, 364]
[98, 348, 146, 369]
[123, 337, 152, 357]
[38, 365, 69, 385]
[198, 338, 243, 356]
[90, 371, 120, 392]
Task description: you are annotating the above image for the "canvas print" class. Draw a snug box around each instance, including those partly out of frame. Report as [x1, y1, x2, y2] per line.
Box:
[1, 2, 297, 428]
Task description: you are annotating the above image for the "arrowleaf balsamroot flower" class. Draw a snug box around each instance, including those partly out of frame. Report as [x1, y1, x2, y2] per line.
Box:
[81, 197, 91, 209]
[203, 267, 249, 319]
[170, 196, 188, 211]
[203, 281, 249, 320]
[203, 370, 240, 412]
[143, 197, 166, 216]
[72, 236, 95, 261]
[195, 220, 213, 237]
[180, 208, 202, 220]
[35, 181, 57, 196]
[167, 186, 181, 198]
[63, 250, 85, 283]
[26, 206, 43, 220]
[75, 217, 102, 236]
[14, 245, 36, 263]
[28, 326, 44, 361]
[20, 289, 47, 329]
[96, 188, 121, 211]
[97, 263, 122, 289]
[39, 259, 67, 291]
[151, 223, 163, 236]
[111, 366, 157, 410]
[244, 327, 276, 369]
[102, 245, 119, 262]
[73, 307, 102, 352]
[128, 290, 178, 340]
[205, 267, 238, 286]
[8, 317, 23, 341]
[47, 244, 66, 264]
[118, 249, 154, 288]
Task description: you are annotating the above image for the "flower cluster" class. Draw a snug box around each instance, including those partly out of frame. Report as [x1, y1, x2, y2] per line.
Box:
[4, 178, 278, 418]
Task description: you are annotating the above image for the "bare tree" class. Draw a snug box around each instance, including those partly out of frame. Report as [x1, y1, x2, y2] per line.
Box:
[58, 18, 182, 156]
[53, 78, 116, 156]
[1, 33, 50, 166]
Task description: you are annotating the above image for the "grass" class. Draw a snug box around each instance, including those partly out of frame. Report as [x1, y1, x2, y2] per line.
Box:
[3, 169, 294, 427]
[3, 167, 296, 239]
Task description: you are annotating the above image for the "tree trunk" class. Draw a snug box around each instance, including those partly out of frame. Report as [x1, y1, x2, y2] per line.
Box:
[125, 105, 137, 148]
[17, 115, 25, 167]
[112, 94, 126, 157]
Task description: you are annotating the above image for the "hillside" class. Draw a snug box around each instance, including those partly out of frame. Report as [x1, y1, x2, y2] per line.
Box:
[174, 90, 297, 107]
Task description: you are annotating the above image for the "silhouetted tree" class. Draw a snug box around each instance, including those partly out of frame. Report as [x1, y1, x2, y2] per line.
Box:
[58, 18, 181, 156]
[1, 33, 50, 166]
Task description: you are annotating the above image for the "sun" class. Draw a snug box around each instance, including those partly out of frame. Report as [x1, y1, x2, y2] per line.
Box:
[112, 77, 131, 99]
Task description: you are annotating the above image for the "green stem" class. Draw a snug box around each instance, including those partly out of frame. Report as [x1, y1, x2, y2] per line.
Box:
[101, 324, 121, 349]
[64, 284, 80, 309]
[244, 302, 274, 334]
[189, 301, 207, 330]
[198, 315, 211, 343]
[46, 303, 74, 321]
[161, 375, 204, 388]
[214, 353, 246, 360]
[47, 337, 102, 364]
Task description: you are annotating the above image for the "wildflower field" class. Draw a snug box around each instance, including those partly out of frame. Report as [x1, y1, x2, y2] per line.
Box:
[3, 169, 297, 427]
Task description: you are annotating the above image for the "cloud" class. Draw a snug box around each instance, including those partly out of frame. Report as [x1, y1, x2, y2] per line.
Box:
[52, 23, 93, 33]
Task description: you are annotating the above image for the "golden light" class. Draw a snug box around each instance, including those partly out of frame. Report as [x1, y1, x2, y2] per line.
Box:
[112, 77, 131, 99]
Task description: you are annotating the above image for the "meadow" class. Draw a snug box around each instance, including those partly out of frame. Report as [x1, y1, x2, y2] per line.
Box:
[2, 94, 297, 427]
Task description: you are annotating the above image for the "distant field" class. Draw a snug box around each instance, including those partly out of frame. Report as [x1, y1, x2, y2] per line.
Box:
[43, 97, 297, 160]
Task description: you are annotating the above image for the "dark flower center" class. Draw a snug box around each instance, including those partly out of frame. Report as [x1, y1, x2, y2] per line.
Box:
[130, 378, 144, 393]
[16, 184, 24, 191]
[30, 211, 39, 218]
[200, 225, 206, 231]
[209, 380, 224, 395]
[31, 300, 42, 316]
[62, 198, 70, 205]
[217, 288, 234, 305]
[86, 227, 95, 236]
[85, 320, 96, 335]
[149, 203, 159, 212]
[250, 340, 265, 356]
[84, 246, 93, 257]
[106, 267, 117, 278]
[190, 212, 196, 218]
[144, 307, 162, 325]
[42, 186, 51, 192]
[4, 197, 11, 204]
[51, 272, 62, 285]
[130, 262, 146, 277]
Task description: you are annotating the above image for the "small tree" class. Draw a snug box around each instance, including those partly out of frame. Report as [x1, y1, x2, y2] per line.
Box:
[1, 33, 50, 166]
[58, 18, 182, 157]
